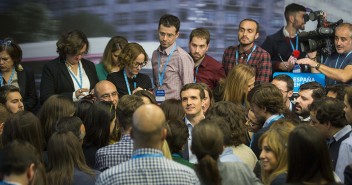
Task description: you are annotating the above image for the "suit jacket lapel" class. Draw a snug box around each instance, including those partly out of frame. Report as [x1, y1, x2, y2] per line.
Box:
[59, 61, 75, 91]
[17, 70, 26, 96]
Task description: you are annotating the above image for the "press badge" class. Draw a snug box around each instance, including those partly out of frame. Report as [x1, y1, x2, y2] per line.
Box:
[155, 89, 165, 103]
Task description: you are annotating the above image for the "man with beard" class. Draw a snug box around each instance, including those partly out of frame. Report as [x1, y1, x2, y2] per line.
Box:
[180, 83, 205, 163]
[248, 83, 285, 158]
[295, 82, 325, 123]
[189, 28, 226, 89]
[262, 3, 308, 73]
[222, 18, 271, 85]
[297, 23, 352, 85]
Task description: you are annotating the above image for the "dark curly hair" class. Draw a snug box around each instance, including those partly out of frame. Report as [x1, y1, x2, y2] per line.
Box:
[309, 97, 347, 128]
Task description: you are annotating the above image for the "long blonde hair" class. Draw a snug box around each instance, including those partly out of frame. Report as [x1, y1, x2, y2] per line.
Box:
[101, 36, 128, 73]
[259, 120, 296, 185]
[222, 64, 255, 108]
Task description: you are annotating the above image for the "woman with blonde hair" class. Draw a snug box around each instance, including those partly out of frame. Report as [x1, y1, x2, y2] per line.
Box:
[214, 64, 255, 109]
[259, 119, 296, 185]
[96, 36, 128, 80]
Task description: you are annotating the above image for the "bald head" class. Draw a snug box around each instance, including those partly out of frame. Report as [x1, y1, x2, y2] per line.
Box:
[132, 104, 167, 149]
[94, 80, 119, 106]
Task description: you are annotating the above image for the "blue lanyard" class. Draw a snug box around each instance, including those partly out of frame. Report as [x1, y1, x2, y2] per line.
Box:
[172, 153, 182, 158]
[157, 44, 177, 87]
[123, 69, 137, 95]
[67, 62, 82, 89]
[132, 153, 164, 159]
[0, 68, 15, 87]
[289, 35, 299, 52]
[250, 114, 284, 147]
[335, 51, 352, 69]
[263, 114, 284, 128]
[194, 65, 199, 83]
[236, 45, 257, 64]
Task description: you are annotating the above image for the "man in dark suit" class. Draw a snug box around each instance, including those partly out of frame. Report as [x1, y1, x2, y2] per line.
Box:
[248, 83, 285, 158]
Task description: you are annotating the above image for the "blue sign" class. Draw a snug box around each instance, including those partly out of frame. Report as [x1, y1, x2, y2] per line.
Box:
[273, 72, 326, 93]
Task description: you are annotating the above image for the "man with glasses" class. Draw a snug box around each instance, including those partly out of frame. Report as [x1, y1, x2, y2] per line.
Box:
[271, 74, 295, 111]
[94, 80, 119, 108]
[151, 14, 194, 100]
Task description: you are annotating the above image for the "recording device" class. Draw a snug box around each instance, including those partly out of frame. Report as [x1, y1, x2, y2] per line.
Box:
[298, 10, 343, 55]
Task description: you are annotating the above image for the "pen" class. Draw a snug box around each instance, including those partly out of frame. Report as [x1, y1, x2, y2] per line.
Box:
[278, 54, 288, 70]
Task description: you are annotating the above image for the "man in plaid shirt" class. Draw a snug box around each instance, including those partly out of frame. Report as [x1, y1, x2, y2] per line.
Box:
[222, 18, 272, 85]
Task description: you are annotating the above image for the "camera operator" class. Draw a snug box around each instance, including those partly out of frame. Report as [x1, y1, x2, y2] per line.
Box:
[297, 23, 352, 85]
[262, 3, 309, 73]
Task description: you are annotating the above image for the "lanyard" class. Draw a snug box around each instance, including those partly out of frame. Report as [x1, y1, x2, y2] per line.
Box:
[132, 153, 164, 159]
[123, 69, 137, 95]
[172, 153, 182, 158]
[67, 62, 82, 89]
[250, 114, 284, 147]
[263, 114, 284, 128]
[289, 35, 299, 52]
[194, 65, 199, 83]
[0, 68, 15, 87]
[335, 51, 352, 69]
[157, 44, 177, 87]
[236, 45, 257, 64]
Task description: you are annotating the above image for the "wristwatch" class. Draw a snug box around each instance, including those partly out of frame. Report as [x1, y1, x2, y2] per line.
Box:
[315, 63, 321, 70]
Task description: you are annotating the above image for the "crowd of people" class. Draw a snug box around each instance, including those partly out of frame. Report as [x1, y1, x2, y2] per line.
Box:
[1, 2, 352, 185]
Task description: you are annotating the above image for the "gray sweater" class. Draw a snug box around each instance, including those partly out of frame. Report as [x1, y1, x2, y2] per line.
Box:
[218, 162, 263, 185]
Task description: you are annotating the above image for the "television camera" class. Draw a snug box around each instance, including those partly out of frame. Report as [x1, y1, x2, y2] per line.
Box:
[298, 10, 343, 56]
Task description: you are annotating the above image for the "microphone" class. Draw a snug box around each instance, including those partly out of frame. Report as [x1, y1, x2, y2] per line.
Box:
[292, 50, 300, 58]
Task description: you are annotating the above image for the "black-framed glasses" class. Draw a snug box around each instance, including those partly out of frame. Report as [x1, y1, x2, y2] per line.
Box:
[132, 62, 147, 68]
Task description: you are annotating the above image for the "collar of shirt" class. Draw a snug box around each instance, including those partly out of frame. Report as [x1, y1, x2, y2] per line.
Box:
[184, 117, 194, 128]
[158, 42, 177, 55]
[299, 116, 311, 122]
[333, 125, 352, 142]
[238, 44, 255, 55]
[219, 147, 242, 163]
[132, 148, 164, 157]
[283, 26, 290, 37]
[263, 114, 282, 128]
[121, 134, 132, 141]
[196, 54, 208, 68]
